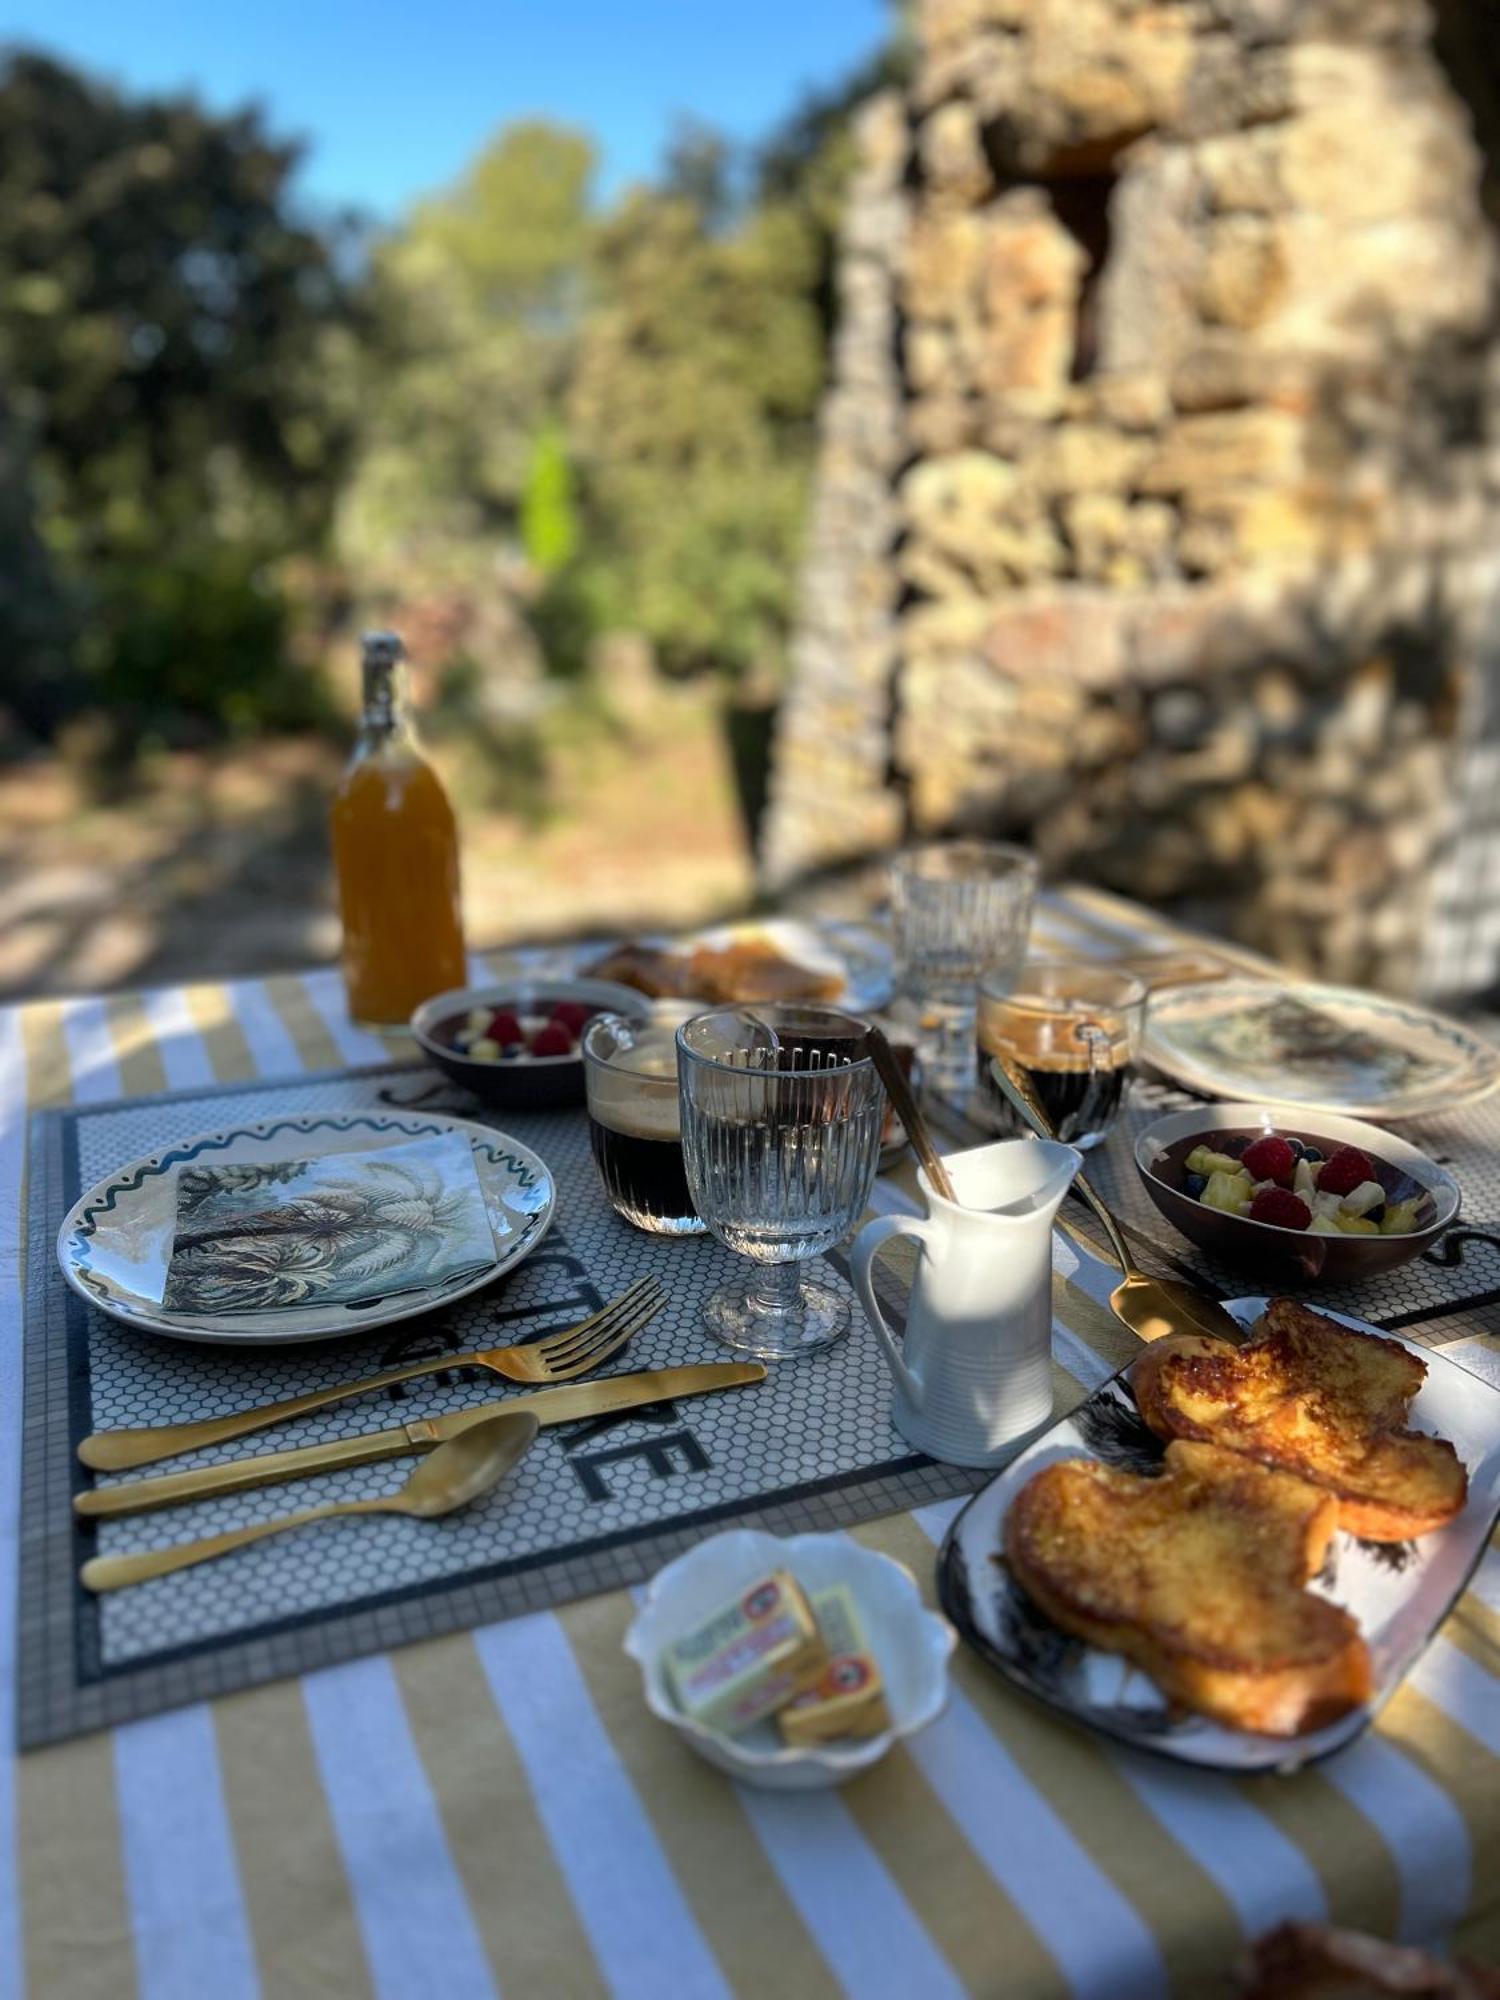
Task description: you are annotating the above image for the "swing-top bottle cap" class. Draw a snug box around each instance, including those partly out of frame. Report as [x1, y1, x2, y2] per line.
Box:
[360, 630, 406, 670]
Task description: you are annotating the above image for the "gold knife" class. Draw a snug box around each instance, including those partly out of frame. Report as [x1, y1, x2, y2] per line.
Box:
[74, 1363, 766, 1520]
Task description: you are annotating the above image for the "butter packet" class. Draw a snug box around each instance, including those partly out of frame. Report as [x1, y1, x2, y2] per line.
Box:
[666, 1571, 827, 1735]
[778, 1585, 891, 1746]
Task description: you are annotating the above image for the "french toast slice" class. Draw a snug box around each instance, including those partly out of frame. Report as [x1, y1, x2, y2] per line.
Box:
[1004, 1440, 1371, 1736]
[1132, 1298, 1467, 1541]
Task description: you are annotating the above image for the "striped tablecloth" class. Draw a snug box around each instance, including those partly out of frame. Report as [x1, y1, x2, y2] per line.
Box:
[2, 885, 1496, 2000]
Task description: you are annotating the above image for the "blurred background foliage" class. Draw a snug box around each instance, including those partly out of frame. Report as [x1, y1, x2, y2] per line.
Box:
[0, 39, 908, 787]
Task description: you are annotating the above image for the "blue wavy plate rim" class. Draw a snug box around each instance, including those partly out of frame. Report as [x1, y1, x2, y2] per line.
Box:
[56, 1108, 556, 1346]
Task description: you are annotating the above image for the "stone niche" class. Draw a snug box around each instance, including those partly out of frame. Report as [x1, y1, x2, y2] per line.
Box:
[761, 0, 1500, 998]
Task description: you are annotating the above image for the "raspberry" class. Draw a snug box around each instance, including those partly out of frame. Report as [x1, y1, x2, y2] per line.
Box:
[529, 1022, 573, 1058]
[1249, 1187, 1312, 1230]
[487, 1008, 524, 1046]
[1316, 1145, 1376, 1197]
[549, 1000, 594, 1034]
[1241, 1135, 1297, 1187]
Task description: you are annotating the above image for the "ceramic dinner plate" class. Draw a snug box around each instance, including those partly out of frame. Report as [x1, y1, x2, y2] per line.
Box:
[1141, 979, 1500, 1121]
[57, 1109, 556, 1346]
[938, 1298, 1500, 1774]
[688, 918, 894, 1012]
[546, 918, 894, 1013]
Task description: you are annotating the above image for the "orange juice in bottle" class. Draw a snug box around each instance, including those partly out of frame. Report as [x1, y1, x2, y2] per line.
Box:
[331, 631, 467, 1025]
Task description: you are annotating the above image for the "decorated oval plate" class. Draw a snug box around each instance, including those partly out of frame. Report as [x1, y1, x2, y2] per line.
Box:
[56, 1110, 555, 1345]
[938, 1299, 1500, 1773]
[1142, 978, 1500, 1122]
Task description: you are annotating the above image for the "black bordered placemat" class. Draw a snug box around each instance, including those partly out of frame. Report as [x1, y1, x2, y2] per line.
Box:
[939, 1062, 1500, 1348]
[20, 1061, 982, 1748]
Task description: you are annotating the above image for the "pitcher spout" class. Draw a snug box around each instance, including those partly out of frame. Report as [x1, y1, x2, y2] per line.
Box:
[927, 1137, 1081, 1224]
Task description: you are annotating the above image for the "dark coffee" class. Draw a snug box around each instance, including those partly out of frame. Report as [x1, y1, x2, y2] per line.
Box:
[976, 1046, 1128, 1145]
[588, 1118, 699, 1233]
[583, 1027, 705, 1235]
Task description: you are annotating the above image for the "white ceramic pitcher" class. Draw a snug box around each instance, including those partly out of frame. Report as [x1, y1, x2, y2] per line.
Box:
[850, 1139, 1079, 1467]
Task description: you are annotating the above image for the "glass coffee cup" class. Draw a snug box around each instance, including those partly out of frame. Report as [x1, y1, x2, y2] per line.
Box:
[583, 1007, 705, 1235]
[975, 960, 1147, 1150]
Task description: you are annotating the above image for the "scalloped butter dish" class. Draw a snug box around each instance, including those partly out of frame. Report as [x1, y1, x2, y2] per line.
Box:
[625, 1528, 955, 1791]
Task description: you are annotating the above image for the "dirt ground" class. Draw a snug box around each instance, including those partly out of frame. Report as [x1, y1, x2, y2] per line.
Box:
[0, 689, 758, 1001]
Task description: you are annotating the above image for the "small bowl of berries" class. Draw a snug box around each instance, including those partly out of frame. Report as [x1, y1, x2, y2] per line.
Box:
[411, 978, 651, 1109]
[1133, 1102, 1460, 1283]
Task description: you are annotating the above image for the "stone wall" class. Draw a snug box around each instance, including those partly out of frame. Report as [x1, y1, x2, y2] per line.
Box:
[762, 0, 1500, 997]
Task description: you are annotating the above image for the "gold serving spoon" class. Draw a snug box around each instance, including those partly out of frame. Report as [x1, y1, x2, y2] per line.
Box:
[987, 1055, 1244, 1347]
[865, 1024, 958, 1202]
[80, 1409, 539, 1593]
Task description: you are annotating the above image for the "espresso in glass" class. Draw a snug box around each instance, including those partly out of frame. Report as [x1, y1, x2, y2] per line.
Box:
[975, 961, 1146, 1151]
[583, 1013, 704, 1235]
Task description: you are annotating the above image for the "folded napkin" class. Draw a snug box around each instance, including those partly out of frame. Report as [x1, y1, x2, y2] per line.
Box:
[162, 1133, 495, 1316]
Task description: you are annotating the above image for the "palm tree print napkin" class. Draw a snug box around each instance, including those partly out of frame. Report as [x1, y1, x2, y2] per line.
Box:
[162, 1134, 496, 1315]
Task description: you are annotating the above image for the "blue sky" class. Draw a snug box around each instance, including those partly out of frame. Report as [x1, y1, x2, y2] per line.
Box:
[7, 1, 893, 220]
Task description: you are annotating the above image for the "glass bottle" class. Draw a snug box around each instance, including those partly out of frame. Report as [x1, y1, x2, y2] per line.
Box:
[331, 631, 468, 1025]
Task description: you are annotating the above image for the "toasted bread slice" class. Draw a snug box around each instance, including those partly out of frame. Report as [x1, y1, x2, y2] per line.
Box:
[1132, 1299, 1467, 1541]
[1004, 1440, 1371, 1736]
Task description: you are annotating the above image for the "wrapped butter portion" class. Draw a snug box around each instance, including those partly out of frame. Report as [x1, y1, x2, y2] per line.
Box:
[779, 1584, 891, 1746]
[666, 1570, 826, 1735]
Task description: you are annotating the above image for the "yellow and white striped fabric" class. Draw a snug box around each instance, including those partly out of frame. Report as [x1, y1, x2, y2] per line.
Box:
[1, 888, 1496, 2000]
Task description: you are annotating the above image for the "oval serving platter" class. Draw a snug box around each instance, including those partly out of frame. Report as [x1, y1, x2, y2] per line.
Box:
[1141, 979, 1500, 1122]
[57, 1109, 555, 1346]
[938, 1298, 1500, 1774]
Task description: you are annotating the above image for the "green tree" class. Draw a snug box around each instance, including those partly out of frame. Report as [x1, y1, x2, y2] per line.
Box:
[340, 121, 594, 573]
[0, 51, 359, 739]
[561, 177, 826, 681]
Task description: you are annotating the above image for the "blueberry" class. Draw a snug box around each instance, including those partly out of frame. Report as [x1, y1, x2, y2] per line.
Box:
[1302, 1146, 1324, 1164]
[1366, 1200, 1385, 1224]
[501, 1040, 527, 1058]
[1284, 1136, 1306, 1158]
[1184, 1171, 1208, 1199]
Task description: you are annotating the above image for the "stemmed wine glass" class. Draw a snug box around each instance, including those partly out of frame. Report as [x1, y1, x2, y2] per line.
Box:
[676, 1005, 885, 1360]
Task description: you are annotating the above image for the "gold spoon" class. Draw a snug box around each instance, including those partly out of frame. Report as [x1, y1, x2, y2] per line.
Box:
[987, 1055, 1244, 1347]
[80, 1409, 540, 1593]
[865, 1024, 958, 1202]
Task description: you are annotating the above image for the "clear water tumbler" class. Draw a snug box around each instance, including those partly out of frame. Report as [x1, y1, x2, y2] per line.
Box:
[890, 840, 1039, 1098]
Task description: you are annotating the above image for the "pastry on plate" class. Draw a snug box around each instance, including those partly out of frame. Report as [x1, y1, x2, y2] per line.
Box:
[1132, 1298, 1468, 1541]
[1003, 1439, 1372, 1736]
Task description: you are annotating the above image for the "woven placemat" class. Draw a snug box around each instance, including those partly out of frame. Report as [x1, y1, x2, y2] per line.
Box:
[20, 1061, 980, 1748]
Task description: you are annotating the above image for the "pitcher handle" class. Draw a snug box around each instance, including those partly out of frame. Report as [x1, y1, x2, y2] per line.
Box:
[849, 1212, 933, 1410]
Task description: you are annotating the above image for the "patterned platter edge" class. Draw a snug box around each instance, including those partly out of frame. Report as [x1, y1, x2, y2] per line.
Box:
[936, 1297, 1500, 1775]
[55, 1109, 556, 1346]
[1141, 981, 1500, 1123]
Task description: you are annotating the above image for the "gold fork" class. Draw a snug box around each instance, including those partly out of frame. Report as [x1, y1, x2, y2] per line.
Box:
[77, 1275, 667, 1472]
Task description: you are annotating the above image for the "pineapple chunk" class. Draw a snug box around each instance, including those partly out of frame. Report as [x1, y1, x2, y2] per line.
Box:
[1202, 1169, 1253, 1215]
[469, 1036, 502, 1061]
[1187, 1146, 1244, 1178]
[1334, 1213, 1380, 1235]
[1340, 1179, 1387, 1218]
[1308, 1215, 1343, 1235]
[1380, 1198, 1423, 1237]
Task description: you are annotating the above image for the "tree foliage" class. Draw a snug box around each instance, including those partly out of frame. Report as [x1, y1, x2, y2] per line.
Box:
[338, 122, 594, 576]
[0, 36, 899, 750]
[0, 51, 358, 739]
[561, 183, 825, 678]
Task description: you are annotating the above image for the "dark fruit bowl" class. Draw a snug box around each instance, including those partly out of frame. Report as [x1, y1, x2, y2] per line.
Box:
[1133, 1102, 1460, 1285]
[411, 977, 650, 1109]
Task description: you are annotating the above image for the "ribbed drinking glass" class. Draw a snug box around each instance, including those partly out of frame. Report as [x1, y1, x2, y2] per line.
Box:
[890, 840, 1039, 1097]
[677, 1006, 885, 1360]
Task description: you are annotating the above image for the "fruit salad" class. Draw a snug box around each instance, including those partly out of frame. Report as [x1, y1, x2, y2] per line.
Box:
[440, 999, 600, 1064]
[1181, 1134, 1426, 1236]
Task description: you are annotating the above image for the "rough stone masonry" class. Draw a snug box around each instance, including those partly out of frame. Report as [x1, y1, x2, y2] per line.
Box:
[761, 0, 1500, 998]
